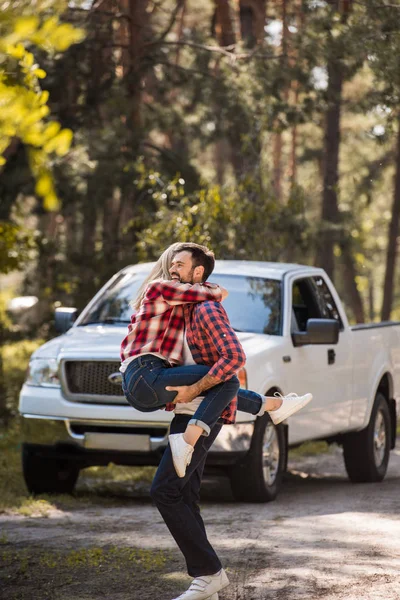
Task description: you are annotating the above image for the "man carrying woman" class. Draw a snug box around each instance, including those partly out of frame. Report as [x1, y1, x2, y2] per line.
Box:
[120, 242, 311, 600]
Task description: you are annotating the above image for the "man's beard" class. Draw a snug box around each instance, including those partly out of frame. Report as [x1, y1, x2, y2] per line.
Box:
[170, 267, 195, 284]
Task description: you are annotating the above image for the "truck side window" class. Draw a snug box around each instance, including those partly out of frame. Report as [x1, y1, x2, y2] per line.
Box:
[312, 276, 343, 330]
[292, 279, 321, 332]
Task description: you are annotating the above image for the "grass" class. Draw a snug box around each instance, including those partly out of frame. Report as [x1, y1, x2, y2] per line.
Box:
[1, 545, 168, 572]
[0, 543, 178, 600]
[0, 334, 156, 515]
[0, 413, 155, 515]
[0, 426, 156, 515]
[289, 440, 330, 457]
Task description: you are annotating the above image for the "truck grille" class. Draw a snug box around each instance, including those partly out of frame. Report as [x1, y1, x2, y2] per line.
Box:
[64, 361, 126, 402]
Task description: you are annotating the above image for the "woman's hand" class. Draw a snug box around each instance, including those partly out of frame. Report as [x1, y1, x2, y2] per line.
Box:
[220, 286, 229, 300]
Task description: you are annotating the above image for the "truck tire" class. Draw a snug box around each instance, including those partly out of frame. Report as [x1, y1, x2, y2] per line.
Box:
[229, 413, 287, 502]
[22, 445, 80, 495]
[342, 392, 391, 483]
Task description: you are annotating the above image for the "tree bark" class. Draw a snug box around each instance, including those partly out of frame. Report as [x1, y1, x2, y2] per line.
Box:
[213, 0, 237, 46]
[368, 275, 375, 322]
[381, 120, 400, 321]
[316, 55, 344, 281]
[272, 132, 283, 200]
[340, 241, 365, 323]
[272, 0, 288, 200]
[117, 0, 149, 132]
[102, 188, 123, 268]
[238, 0, 267, 47]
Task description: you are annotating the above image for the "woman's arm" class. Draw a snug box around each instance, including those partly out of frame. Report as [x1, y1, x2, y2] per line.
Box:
[145, 280, 224, 306]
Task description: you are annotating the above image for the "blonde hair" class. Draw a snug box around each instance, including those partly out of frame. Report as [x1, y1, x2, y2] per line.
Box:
[131, 243, 186, 310]
[131, 241, 213, 311]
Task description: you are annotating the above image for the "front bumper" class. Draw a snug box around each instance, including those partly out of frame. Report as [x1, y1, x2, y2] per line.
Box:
[20, 414, 255, 468]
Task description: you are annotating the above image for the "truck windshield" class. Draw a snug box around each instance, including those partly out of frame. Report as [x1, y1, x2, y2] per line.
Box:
[79, 271, 282, 335]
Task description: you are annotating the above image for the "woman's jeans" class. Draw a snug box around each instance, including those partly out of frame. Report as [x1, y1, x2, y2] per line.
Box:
[122, 354, 264, 436]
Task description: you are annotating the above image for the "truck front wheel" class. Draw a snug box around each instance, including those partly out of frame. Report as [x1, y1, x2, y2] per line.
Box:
[22, 445, 80, 495]
[342, 392, 391, 483]
[229, 413, 287, 502]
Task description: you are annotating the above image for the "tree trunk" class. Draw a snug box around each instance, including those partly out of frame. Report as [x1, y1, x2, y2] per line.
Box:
[238, 0, 267, 47]
[381, 121, 400, 321]
[175, 0, 187, 65]
[368, 276, 375, 322]
[63, 200, 79, 263]
[213, 0, 237, 46]
[0, 326, 7, 426]
[340, 241, 365, 323]
[316, 56, 344, 281]
[272, 132, 283, 200]
[272, 0, 288, 200]
[102, 188, 123, 270]
[118, 0, 149, 132]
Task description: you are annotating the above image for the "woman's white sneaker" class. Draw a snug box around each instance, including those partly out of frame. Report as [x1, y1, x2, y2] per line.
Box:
[169, 433, 194, 478]
[172, 569, 229, 599]
[268, 392, 312, 425]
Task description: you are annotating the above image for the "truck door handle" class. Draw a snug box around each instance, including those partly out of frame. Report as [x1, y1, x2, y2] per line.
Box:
[328, 349, 336, 365]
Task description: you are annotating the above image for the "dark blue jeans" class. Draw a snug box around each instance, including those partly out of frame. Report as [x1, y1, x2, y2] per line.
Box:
[122, 354, 264, 436]
[150, 414, 223, 577]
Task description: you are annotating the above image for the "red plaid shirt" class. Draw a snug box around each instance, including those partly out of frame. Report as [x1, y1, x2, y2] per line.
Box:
[120, 280, 222, 365]
[165, 301, 246, 425]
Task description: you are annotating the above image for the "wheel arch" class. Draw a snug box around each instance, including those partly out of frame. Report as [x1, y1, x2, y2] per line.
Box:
[375, 373, 396, 449]
[264, 385, 289, 473]
[228, 384, 288, 502]
[366, 367, 392, 422]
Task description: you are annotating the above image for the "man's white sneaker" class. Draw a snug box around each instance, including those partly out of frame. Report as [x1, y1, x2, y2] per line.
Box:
[169, 433, 194, 478]
[268, 392, 312, 425]
[173, 569, 229, 599]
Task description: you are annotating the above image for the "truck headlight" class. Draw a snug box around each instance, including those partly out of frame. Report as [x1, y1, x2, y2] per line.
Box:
[26, 359, 60, 387]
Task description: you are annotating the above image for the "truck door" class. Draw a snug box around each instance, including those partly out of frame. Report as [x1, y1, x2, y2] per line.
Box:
[284, 275, 353, 443]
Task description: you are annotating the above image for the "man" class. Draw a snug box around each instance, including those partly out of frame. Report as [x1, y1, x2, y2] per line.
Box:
[151, 244, 240, 599]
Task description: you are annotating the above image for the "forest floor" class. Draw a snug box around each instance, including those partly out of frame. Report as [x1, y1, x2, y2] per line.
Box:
[1, 441, 400, 600]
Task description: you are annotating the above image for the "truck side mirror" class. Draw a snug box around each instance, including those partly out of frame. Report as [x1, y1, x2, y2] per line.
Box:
[55, 307, 78, 333]
[292, 318, 339, 347]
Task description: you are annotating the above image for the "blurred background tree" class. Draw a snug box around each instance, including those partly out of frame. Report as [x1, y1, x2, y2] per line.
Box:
[2, 0, 400, 424]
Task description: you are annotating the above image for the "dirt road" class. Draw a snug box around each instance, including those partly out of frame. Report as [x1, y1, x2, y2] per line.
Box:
[1, 443, 400, 600]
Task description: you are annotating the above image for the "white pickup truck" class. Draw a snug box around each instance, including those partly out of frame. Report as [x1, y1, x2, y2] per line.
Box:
[19, 261, 400, 502]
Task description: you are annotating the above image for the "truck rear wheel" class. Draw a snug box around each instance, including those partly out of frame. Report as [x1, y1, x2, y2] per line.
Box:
[22, 445, 80, 495]
[342, 392, 391, 483]
[229, 413, 287, 502]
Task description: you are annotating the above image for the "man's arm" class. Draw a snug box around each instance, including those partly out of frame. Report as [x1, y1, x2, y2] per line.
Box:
[146, 280, 224, 306]
[167, 302, 246, 403]
[169, 373, 226, 404]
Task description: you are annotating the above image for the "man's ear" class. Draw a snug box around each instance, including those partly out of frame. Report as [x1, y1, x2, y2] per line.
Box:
[194, 265, 205, 281]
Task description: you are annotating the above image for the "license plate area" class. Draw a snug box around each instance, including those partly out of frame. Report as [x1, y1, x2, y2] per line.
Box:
[84, 433, 151, 452]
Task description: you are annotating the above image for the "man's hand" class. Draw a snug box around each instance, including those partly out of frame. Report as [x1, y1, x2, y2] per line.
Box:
[166, 385, 198, 404]
[220, 286, 229, 301]
[166, 373, 223, 404]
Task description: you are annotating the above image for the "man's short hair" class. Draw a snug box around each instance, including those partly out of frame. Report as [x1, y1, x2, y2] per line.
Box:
[174, 243, 215, 281]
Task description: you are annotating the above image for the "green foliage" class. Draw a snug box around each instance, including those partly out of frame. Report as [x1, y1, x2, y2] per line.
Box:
[0, 419, 28, 512]
[135, 169, 312, 264]
[0, 221, 36, 274]
[0, 0, 85, 209]
[1, 0, 400, 327]
[2, 338, 43, 419]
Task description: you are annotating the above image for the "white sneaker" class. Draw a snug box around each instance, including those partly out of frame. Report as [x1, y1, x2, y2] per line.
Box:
[169, 433, 194, 478]
[268, 392, 312, 425]
[173, 569, 229, 599]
